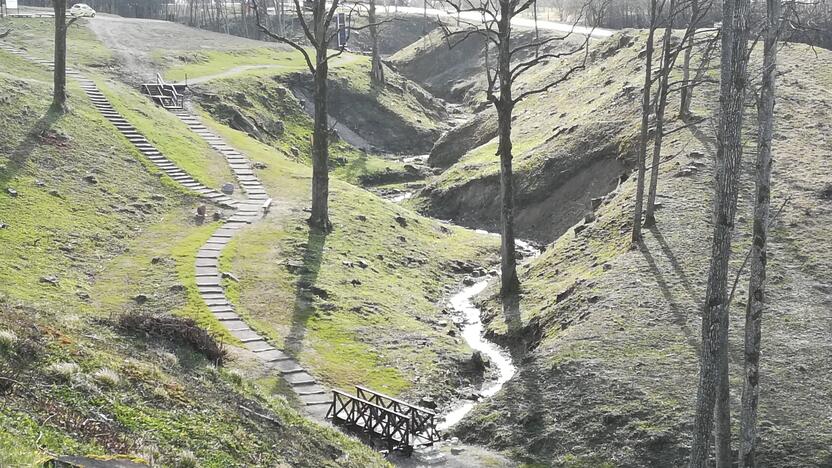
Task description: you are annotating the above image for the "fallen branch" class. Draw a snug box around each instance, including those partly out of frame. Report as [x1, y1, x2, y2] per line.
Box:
[239, 405, 284, 427]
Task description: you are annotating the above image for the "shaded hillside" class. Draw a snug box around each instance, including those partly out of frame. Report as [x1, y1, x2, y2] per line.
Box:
[426, 35, 832, 466]
[155, 49, 448, 156]
[390, 27, 588, 106]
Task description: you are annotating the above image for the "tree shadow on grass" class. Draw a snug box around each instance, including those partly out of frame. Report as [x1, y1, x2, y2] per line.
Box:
[649, 225, 698, 302]
[639, 235, 700, 353]
[284, 227, 327, 357]
[0, 109, 61, 188]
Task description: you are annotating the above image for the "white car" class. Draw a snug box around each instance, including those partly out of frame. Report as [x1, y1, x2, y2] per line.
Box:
[69, 3, 96, 17]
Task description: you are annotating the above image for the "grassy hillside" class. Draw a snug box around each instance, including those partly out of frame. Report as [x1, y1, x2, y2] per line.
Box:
[412, 34, 832, 467]
[0, 16, 502, 464]
[202, 115, 499, 399]
[0, 43, 387, 466]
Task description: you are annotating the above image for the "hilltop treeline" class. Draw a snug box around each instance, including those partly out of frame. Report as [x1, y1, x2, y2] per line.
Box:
[18, 0, 832, 49]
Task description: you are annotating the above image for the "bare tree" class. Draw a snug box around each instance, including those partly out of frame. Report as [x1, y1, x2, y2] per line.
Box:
[679, 0, 700, 119]
[630, 0, 658, 244]
[739, 0, 781, 464]
[642, 0, 676, 228]
[51, 0, 80, 114]
[369, 0, 385, 84]
[252, 0, 340, 230]
[689, 0, 752, 464]
[440, 0, 595, 296]
[253, 0, 384, 231]
[644, 0, 709, 225]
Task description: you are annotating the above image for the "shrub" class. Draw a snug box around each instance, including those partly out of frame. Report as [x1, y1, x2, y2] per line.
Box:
[156, 350, 179, 368]
[176, 450, 198, 468]
[93, 368, 121, 388]
[116, 313, 226, 365]
[46, 362, 81, 381]
[226, 369, 244, 387]
[0, 330, 17, 350]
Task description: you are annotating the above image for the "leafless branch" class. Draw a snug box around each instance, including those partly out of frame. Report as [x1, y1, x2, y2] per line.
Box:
[512, 41, 590, 104]
[65, 16, 81, 30]
[252, 0, 315, 73]
[510, 42, 587, 82]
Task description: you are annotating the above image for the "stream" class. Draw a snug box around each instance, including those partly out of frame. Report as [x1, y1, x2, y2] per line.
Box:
[383, 155, 539, 433]
[438, 280, 516, 430]
[437, 235, 541, 431]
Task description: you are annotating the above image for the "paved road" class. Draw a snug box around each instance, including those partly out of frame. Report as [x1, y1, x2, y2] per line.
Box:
[368, 4, 615, 38]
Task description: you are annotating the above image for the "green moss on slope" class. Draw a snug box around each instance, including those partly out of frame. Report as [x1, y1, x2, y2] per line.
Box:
[0, 44, 386, 466]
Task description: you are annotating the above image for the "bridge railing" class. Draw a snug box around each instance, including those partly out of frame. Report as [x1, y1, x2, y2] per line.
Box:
[326, 389, 413, 449]
[355, 385, 441, 445]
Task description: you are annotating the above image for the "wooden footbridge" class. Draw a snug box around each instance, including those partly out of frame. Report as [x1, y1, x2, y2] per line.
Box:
[326, 385, 441, 454]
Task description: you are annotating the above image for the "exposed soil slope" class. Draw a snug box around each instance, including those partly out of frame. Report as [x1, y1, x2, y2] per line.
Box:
[395, 30, 636, 243]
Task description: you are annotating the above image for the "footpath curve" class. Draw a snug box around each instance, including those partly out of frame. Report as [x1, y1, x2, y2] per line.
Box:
[0, 42, 331, 420]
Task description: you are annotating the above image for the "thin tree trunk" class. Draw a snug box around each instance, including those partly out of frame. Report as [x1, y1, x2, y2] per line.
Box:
[689, 0, 751, 464]
[679, 0, 698, 119]
[369, 0, 385, 84]
[497, 0, 519, 296]
[644, 0, 675, 227]
[51, 0, 69, 114]
[631, 0, 657, 244]
[423, 0, 428, 33]
[739, 0, 779, 464]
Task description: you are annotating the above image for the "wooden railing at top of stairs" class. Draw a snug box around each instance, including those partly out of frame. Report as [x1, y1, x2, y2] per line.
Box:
[140, 73, 184, 110]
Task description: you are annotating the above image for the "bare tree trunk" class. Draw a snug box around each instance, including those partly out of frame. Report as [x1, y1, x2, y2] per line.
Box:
[679, 0, 698, 119]
[51, 0, 69, 114]
[739, 0, 779, 465]
[369, 0, 385, 84]
[309, 7, 332, 231]
[497, 0, 519, 296]
[276, 0, 283, 35]
[423, 0, 428, 33]
[689, 0, 751, 464]
[631, 0, 657, 244]
[644, 0, 675, 227]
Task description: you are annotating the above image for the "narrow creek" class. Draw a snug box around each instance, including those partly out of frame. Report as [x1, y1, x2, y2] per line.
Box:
[438, 236, 541, 430]
[438, 280, 516, 430]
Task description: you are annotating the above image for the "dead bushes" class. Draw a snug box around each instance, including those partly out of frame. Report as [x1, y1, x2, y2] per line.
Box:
[116, 313, 226, 365]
